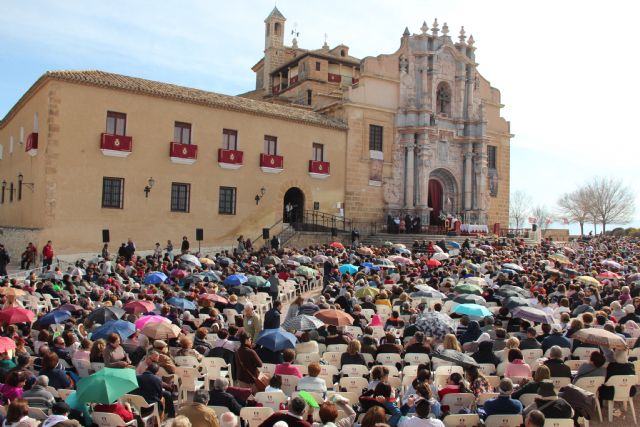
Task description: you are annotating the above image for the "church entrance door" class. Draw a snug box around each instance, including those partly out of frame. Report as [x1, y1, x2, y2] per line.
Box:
[283, 187, 305, 223]
[428, 179, 444, 225]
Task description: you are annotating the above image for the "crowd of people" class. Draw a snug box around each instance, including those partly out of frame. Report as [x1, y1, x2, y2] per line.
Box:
[0, 233, 636, 427]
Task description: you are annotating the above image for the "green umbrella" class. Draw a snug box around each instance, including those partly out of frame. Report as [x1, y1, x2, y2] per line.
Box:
[247, 275, 268, 288]
[296, 266, 317, 277]
[453, 283, 483, 295]
[76, 368, 138, 404]
[355, 286, 380, 298]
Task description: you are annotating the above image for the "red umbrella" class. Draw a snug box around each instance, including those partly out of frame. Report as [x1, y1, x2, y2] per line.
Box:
[598, 271, 621, 280]
[0, 308, 35, 324]
[329, 242, 345, 250]
[0, 337, 16, 353]
[199, 293, 228, 304]
[314, 309, 353, 326]
[124, 300, 156, 315]
[426, 259, 442, 269]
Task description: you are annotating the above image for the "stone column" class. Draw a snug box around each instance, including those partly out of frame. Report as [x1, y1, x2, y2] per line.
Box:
[463, 144, 473, 212]
[476, 143, 488, 221]
[405, 137, 416, 209]
[415, 133, 430, 208]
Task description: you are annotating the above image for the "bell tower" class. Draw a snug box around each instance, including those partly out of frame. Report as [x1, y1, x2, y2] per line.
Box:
[262, 7, 286, 94]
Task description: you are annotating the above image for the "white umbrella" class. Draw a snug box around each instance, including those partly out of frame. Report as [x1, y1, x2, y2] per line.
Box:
[181, 254, 202, 267]
[433, 246, 444, 253]
[432, 252, 450, 261]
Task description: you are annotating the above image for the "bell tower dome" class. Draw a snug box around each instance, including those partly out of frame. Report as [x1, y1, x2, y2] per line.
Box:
[264, 6, 286, 50]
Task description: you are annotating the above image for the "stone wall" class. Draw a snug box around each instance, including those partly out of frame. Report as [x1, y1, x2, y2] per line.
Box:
[0, 226, 42, 263]
[284, 232, 350, 250]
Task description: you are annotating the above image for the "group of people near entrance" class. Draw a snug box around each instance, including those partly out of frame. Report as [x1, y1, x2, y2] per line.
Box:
[0, 232, 636, 427]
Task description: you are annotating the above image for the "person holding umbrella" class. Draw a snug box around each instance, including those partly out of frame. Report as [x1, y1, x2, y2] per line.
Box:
[103, 333, 132, 368]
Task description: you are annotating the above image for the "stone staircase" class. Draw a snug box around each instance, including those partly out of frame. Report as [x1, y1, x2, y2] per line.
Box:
[361, 232, 538, 247]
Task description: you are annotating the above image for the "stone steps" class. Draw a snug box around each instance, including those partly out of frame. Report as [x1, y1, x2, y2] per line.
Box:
[361, 233, 538, 247]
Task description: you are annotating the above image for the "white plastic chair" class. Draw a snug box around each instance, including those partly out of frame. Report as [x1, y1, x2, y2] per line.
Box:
[574, 376, 605, 422]
[440, 393, 476, 414]
[339, 376, 368, 393]
[280, 374, 300, 396]
[254, 391, 287, 412]
[544, 419, 574, 427]
[120, 394, 161, 427]
[376, 353, 402, 366]
[404, 352, 430, 366]
[443, 414, 480, 427]
[550, 376, 571, 390]
[326, 344, 348, 353]
[341, 364, 369, 377]
[519, 393, 539, 407]
[240, 407, 274, 427]
[485, 414, 524, 427]
[92, 412, 137, 427]
[602, 375, 637, 424]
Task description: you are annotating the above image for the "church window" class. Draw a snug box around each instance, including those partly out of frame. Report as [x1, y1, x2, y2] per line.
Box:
[488, 145, 497, 169]
[340, 49, 346, 57]
[436, 82, 451, 116]
[274, 23, 281, 36]
[369, 125, 383, 152]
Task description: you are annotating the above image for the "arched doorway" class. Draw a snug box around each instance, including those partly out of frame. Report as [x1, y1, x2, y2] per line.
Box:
[428, 168, 458, 225]
[283, 187, 305, 223]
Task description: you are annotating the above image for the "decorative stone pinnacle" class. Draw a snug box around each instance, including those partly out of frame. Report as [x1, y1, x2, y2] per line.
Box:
[420, 21, 428, 34]
[442, 22, 449, 36]
[459, 26, 466, 43]
[431, 19, 439, 36]
[292, 38, 298, 48]
[403, 26, 410, 36]
[468, 34, 475, 46]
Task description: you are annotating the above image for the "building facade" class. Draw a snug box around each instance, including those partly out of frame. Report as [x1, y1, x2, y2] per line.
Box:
[0, 7, 510, 256]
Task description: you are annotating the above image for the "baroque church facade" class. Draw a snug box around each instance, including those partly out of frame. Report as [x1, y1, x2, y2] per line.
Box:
[245, 7, 511, 231]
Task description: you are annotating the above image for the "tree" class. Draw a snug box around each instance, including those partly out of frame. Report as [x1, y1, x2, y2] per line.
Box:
[585, 177, 635, 233]
[557, 186, 591, 236]
[531, 204, 552, 231]
[509, 190, 532, 230]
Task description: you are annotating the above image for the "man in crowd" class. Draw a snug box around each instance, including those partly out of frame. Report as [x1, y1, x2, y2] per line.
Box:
[264, 300, 282, 330]
[483, 378, 523, 416]
[42, 240, 54, 268]
[177, 390, 219, 427]
[243, 304, 262, 342]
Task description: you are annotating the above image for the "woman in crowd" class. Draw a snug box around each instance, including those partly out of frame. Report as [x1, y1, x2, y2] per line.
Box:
[234, 333, 263, 393]
[464, 366, 490, 396]
[513, 365, 551, 400]
[573, 350, 606, 383]
[340, 340, 367, 367]
[504, 348, 532, 379]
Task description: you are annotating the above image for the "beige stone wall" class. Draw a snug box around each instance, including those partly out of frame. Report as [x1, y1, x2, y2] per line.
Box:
[1, 80, 347, 255]
[0, 226, 42, 265]
[542, 229, 570, 242]
[284, 231, 349, 250]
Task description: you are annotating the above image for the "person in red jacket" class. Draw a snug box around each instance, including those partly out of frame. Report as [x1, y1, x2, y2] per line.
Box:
[42, 240, 54, 268]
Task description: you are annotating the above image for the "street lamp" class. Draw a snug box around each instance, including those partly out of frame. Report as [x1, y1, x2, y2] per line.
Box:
[144, 177, 155, 198]
[255, 187, 266, 205]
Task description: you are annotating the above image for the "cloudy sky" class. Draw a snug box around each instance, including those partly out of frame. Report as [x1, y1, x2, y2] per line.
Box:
[1, 0, 638, 232]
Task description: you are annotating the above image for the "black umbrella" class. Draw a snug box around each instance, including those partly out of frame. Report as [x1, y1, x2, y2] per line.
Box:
[227, 285, 253, 296]
[503, 296, 531, 310]
[453, 295, 487, 306]
[87, 306, 125, 324]
[431, 349, 479, 368]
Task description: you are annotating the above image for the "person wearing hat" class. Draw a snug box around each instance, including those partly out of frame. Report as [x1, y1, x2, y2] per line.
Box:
[523, 381, 572, 419]
[483, 378, 523, 417]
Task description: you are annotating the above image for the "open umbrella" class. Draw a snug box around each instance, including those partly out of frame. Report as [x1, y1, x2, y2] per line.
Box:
[329, 242, 345, 250]
[199, 257, 216, 266]
[497, 285, 529, 297]
[263, 255, 282, 266]
[361, 262, 380, 271]
[286, 260, 301, 267]
[426, 259, 442, 269]
[282, 314, 325, 331]
[548, 254, 571, 265]
[68, 267, 86, 277]
[452, 303, 492, 318]
[432, 252, 450, 262]
[464, 277, 488, 287]
[577, 276, 600, 286]
[314, 309, 354, 326]
[291, 255, 312, 264]
[447, 241, 461, 249]
[166, 297, 196, 311]
[598, 271, 621, 280]
[87, 306, 125, 324]
[135, 315, 170, 330]
[144, 271, 167, 285]
[453, 295, 487, 306]
[395, 247, 412, 256]
[224, 274, 248, 287]
[227, 285, 253, 296]
[503, 296, 531, 310]
[432, 349, 479, 368]
[200, 271, 221, 282]
[256, 328, 297, 351]
[0, 307, 35, 324]
[572, 328, 627, 350]
[170, 269, 189, 279]
[374, 258, 395, 268]
[411, 290, 447, 299]
[0, 337, 16, 353]
[502, 263, 524, 272]
[453, 283, 482, 295]
[39, 310, 72, 327]
[512, 306, 555, 324]
[357, 247, 374, 256]
[76, 368, 138, 404]
[141, 322, 181, 340]
[246, 276, 268, 288]
[296, 266, 317, 278]
[311, 255, 328, 263]
[433, 245, 444, 253]
[339, 264, 359, 275]
[602, 260, 622, 270]
[181, 254, 202, 268]
[473, 248, 487, 256]
[124, 300, 156, 315]
[217, 256, 234, 266]
[415, 311, 454, 340]
[355, 286, 380, 298]
[91, 320, 136, 340]
[59, 303, 83, 313]
[198, 293, 228, 304]
[389, 255, 413, 265]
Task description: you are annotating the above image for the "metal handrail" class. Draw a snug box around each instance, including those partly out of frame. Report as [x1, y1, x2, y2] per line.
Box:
[252, 218, 284, 245]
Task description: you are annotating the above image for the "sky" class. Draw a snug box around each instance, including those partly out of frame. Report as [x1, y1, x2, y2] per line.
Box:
[1, 0, 639, 233]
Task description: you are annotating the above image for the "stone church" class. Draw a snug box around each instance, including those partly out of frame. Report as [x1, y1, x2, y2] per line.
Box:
[245, 7, 511, 231]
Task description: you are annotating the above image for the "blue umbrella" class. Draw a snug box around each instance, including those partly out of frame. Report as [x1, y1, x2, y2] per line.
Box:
[224, 274, 248, 287]
[144, 272, 168, 285]
[91, 320, 136, 340]
[201, 271, 221, 282]
[447, 241, 461, 249]
[256, 328, 297, 351]
[361, 262, 380, 271]
[166, 297, 197, 311]
[501, 268, 517, 275]
[339, 264, 358, 275]
[452, 303, 492, 318]
[40, 309, 72, 326]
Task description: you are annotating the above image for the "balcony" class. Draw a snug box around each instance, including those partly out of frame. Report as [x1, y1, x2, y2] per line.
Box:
[272, 85, 281, 94]
[170, 142, 197, 165]
[260, 153, 284, 174]
[25, 132, 38, 157]
[328, 73, 342, 83]
[289, 75, 299, 85]
[100, 133, 132, 158]
[308, 160, 330, 179]
[218, 148, 244, 170]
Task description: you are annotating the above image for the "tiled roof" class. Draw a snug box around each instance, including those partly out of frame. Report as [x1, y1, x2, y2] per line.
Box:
[1, 70, 347, 130]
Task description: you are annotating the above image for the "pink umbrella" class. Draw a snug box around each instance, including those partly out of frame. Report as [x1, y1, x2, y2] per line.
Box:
[426, 259, 442, 269]
[135, 315, 170, 330]
[598, 271, 621, 280]
[124, 300, 156, 315]
[388, 255, 414, 265]
[171, 269, 189, 279]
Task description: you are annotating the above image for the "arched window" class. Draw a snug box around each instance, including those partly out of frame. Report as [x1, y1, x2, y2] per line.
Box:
[274, 22, 281, 36]
[436, 82, 451, 116]
[340, 49, 346, 57]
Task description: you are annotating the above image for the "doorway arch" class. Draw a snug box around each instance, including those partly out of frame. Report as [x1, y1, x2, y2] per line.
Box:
[283, 187, 305, 223]
[428, 168, 458, 225]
